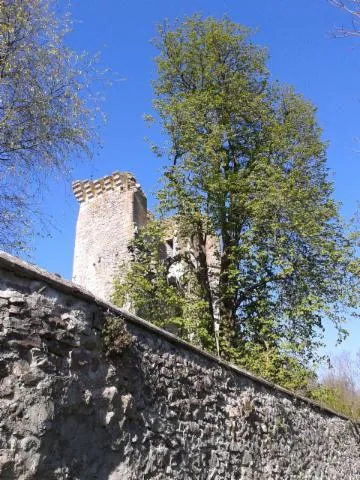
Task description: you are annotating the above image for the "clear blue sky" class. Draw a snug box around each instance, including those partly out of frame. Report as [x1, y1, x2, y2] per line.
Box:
[32, 0, 359, 356]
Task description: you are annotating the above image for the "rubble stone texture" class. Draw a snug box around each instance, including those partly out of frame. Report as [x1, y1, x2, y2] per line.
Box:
[72, 172, 147, 301]
[0, 252, 359, 480]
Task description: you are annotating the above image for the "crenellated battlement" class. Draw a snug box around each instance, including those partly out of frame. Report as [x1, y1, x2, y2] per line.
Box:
[72, 171, 147, 300]
[72, 171, 141, 203]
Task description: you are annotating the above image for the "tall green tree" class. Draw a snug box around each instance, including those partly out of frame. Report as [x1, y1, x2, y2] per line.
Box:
[114, 15, 359, 390]
[0, 0, 104, 254]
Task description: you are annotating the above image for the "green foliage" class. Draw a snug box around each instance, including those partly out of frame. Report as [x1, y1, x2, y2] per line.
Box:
[310, 350, 360, 420]
[310, 385, 360, 420]
[227, 342, 316, 392]
[114, 15, 359, 392]
[0, 0, 105, 254]
[112, 221, 315, 390]
[112, 220, 215, 351]
[101, 316, 133, 358]
[150, 15, 359, 387]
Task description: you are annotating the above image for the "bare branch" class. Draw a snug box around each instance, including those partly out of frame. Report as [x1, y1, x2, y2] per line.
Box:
[329, 0, 360, 37]
[0, 0, 106, 254]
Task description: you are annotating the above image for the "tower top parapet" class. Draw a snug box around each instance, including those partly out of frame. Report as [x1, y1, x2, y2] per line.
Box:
[72, 171, 142, 203]
[72, 170, 147, 300]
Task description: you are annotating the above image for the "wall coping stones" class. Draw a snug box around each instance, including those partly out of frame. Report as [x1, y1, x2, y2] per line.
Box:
[0, 250, 357, 423]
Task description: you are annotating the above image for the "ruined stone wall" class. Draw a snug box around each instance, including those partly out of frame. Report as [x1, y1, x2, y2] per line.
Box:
[72, 172, 147, 301]
[0, 252, 359, 480]
[72, 171, 219, 314]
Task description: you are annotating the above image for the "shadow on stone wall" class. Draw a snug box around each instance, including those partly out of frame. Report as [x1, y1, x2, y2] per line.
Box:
[35, 345, 154, 480]
[1, 257, 359, 480]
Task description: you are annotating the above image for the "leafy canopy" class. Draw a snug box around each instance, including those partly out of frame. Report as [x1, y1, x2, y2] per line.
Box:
[0, 0, 104, 253]
[114, 15, 359, 390]
[113, 219, 215, 351]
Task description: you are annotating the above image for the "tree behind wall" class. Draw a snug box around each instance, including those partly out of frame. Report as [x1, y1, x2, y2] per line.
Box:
[0, 0, 103, 254]
[114, 15, 360, 390]
[113, 219, 215, 351]
[311, 350, 360, 419]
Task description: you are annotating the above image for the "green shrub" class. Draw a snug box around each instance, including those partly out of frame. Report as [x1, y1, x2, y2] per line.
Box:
[101, 316, 133, 358]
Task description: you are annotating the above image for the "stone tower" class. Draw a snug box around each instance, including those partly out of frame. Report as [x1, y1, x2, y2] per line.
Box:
[72, 172, 147, 301]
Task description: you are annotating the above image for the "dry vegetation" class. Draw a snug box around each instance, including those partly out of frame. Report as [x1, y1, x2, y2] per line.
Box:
[311, 350, 360, 420]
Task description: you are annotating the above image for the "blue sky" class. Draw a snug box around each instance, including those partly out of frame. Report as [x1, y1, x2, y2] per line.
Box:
[32, 0, 359, 356]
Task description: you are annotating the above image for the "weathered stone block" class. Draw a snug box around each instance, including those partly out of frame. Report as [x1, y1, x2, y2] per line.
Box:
[72, 172, 147, 301]
[0, 252, 359, 479]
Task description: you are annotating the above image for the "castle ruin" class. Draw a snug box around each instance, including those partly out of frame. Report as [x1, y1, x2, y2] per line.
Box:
[72, 171, 220, 321]
[72, 172, 147, 300]
[0, 172, 358, 478]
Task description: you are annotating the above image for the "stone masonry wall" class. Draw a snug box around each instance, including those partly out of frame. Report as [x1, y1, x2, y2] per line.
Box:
[72, 172, 147, 301]
[0, 252, 359, 480]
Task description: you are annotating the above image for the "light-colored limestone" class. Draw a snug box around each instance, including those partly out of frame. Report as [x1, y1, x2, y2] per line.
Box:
[72, 172, 147, 301]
